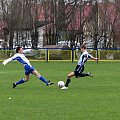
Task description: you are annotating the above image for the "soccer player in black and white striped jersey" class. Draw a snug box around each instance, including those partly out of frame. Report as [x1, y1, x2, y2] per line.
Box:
[61, 44, 99, 90]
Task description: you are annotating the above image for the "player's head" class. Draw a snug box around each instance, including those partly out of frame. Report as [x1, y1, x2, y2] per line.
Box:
[16, 47, 23, 53]
[80, 44, 87, 52]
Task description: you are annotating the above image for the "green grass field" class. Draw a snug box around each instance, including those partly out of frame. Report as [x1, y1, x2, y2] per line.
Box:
[0, 61, 120, 120]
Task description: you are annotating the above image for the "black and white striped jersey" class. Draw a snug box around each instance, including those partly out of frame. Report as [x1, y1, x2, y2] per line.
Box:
[77, 50, 94, 66]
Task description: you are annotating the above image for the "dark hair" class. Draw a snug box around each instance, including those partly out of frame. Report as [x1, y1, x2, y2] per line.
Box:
[80, 44, 87, 49]
[16, 46, 22, 53]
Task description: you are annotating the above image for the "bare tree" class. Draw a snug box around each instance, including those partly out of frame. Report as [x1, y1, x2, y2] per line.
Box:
[0, 0, 120, 49]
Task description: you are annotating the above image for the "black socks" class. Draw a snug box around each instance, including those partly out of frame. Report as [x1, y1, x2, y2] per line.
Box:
[65, 79, 71, 87]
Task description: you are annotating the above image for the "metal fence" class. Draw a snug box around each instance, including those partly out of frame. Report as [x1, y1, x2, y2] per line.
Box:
[0, 48, 120, 62]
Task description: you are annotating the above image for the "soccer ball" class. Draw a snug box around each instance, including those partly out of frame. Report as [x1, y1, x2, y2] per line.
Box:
[58, 81, 65, 88]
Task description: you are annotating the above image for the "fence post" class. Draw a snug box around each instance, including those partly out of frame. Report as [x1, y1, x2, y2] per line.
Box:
[46, 48, 48, 63]
[72, 48, 74, 63]
[96, 48, 98, 63]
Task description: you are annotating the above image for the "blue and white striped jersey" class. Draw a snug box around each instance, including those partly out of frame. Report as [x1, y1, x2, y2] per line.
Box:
[11, 53, 32, 67]
[77, 50, 93, 66]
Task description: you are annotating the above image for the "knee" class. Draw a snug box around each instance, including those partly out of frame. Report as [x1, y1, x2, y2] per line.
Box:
[67, 74, 71, 79]
[67, 72, 74, 78]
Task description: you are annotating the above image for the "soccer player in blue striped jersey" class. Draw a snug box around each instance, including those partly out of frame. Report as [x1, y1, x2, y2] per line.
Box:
[61, 44, 99, 90]
[3, 47, 54, 88]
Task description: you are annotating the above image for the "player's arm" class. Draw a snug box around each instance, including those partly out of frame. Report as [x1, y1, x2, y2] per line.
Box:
[23, 49, 33, 54]
[2, 57, 13, 65]
[88, 54, 99, 61]
[2, 54, 17, 65]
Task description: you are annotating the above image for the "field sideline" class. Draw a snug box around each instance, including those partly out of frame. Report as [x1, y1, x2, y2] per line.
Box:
[0, 61, 120, 120]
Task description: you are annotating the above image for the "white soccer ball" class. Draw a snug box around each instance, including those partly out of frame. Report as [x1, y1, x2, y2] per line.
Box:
[58, 81, 65, 88]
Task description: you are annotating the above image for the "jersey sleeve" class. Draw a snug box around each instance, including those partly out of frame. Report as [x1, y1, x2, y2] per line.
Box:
[88, 53, 94, 59]
[3, 57, 13, 65]
[2, 54, 18, 65]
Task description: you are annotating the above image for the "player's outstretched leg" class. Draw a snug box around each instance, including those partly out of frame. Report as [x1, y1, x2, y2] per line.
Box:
[13, 78, 26, 88]
[79, 72, 93, 77]
[32, 70, 54, 86]
[39, 76, 54, 86]
[87, 72, 93, 77]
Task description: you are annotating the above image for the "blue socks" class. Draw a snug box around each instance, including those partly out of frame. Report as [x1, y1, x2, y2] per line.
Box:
[15, 76, 48, 86]
[15, 79, 25, 85]
[39, 76, 48, 84]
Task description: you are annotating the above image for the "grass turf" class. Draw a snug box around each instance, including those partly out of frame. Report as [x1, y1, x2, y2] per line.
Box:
[0, 61, 120, 120]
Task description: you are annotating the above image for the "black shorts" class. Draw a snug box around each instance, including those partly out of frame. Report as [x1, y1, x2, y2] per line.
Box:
[74, 65, 84, 77]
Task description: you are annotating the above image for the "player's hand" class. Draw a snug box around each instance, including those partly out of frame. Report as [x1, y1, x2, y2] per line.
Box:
[96, 58, 99, 60]
[95, 58, 99, 62]
[2, 61, 6, 65]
